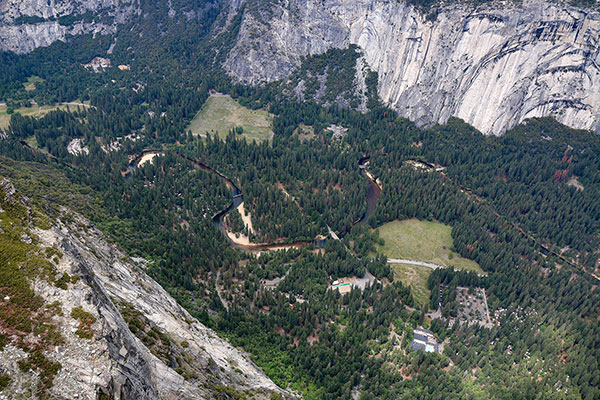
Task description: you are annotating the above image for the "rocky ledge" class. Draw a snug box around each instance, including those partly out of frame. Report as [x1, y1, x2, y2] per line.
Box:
[0, 179, 291, 400]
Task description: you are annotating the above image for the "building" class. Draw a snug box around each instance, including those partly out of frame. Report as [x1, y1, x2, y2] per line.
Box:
[409, 327, 442, 353]
[336, 283, 352, 294]
[83, 57, 111, 72]
[331, 277, 357, 294]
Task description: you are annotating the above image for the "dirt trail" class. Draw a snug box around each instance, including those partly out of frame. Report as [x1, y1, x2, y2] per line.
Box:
[215, 269, 228, 311]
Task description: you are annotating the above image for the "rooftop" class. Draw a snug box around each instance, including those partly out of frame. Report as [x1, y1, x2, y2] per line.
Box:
[409, 327, 442, 353]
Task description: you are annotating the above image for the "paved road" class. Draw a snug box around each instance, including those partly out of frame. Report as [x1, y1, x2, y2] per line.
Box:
[62, 102, 93, 108]
[386, 259, 447, 270]
[387, 258, 487, 277]
[481, 287, 493, 328]
[426, 307, 442, 319]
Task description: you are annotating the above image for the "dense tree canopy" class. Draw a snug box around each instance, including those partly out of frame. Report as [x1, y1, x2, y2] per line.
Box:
[0, 4, 599, 397]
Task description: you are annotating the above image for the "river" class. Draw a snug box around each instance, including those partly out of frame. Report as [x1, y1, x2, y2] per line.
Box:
[128, 150, 382, 252]
[356, 156, 382, 227]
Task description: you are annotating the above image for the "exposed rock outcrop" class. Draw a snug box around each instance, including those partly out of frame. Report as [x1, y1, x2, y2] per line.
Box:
[0, 0, 138, 54]
[4, 0, 598, 135]
[0, 180, 290, 400]
[225, 0, 600, 135]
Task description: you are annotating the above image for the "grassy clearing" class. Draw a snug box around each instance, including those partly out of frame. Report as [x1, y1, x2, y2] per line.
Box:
[24, 76, 44, 91]
[0, 104, 71, 130]
[187, 94, 273, 143]
[391, 263, 432, 307]
[25, 135, 39, 148]
[377, 219, 483, 273]
[294, 124, 315, 142]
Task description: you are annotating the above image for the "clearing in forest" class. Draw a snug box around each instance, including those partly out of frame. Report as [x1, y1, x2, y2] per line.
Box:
[24, 76, 45, 91]
[0, 102, 88, 130]
[453, 286, 493, 328]
[293, 123, 315, 142]
[137, 152, 163, 167]
[391, 263, 431, 307]
[187, 94, 273, 143]
[376, 219, 483, 274]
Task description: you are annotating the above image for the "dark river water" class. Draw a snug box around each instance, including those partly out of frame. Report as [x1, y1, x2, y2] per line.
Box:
[356, 156, 382, 227]
[128, 151, 381, 252]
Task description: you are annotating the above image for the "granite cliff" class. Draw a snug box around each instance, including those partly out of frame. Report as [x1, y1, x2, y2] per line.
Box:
[0, 0, 138, 54]
[1, 0, 598, 135]
[0, 177, 290, 400]
[224, 0, 600, 135]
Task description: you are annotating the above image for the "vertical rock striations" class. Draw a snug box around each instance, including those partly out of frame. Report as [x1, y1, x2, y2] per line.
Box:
[2, 0, 598, 135]
[0, 0, 138, 54]
[225, 0, 600, 135]
[0, 179, 290, 400]
[41, 211, 290, 399]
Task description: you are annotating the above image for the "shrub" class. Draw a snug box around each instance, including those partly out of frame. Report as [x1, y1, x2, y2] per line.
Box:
[70, 306, 96, 339]
[0, 374, 10, 391]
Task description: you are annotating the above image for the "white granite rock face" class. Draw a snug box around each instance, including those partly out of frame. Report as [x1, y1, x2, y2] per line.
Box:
[3, 0, 598, 135]
[0, 0, 138, 54]
[224, 0, 349, 83]
[0, 205, 288, 399]
[225, 0, 600, 135]
[48, 212, 287, 399]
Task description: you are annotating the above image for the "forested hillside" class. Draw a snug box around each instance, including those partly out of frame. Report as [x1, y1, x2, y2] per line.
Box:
[0, 0, 599, 399]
